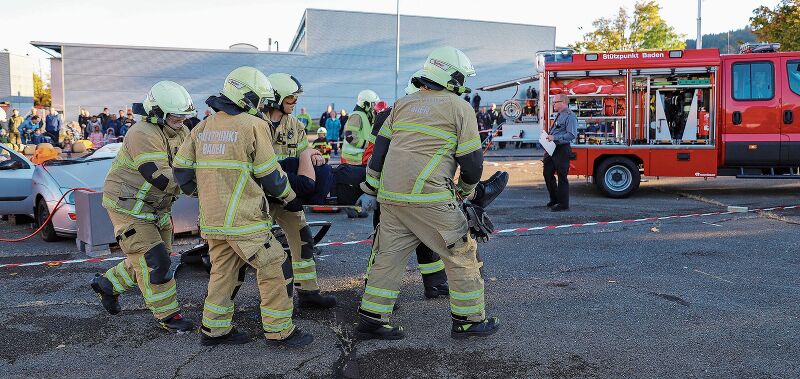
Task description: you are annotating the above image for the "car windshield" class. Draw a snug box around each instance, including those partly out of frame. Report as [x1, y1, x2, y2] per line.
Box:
[43, 143, 121, 166]
[43, 156, 115, 166]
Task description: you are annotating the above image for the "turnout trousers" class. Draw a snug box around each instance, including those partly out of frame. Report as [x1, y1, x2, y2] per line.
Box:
[372, 204, 447, 284]
[359, 201, 485, 323]
[543, 144, 571, 207]
[201, 234, 296, 340]
[101, 211, 181, 320]
[270, 207, 319, 291]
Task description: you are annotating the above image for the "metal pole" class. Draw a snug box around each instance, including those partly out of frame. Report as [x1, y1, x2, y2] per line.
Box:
[395, 0, 400, 102]
[696, 0, 702, 49]
[727, 31, 730, 54]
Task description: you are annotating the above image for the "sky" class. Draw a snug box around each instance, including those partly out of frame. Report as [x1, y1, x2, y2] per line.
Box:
[2, 0, 773, 79]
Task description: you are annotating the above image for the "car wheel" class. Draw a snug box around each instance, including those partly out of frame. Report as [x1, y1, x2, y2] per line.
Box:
[36, 199, 60, 242]
[596, 157, 640, 198]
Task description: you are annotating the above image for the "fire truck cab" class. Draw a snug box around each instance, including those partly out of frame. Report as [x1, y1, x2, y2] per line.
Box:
[540, 44, 800, 197]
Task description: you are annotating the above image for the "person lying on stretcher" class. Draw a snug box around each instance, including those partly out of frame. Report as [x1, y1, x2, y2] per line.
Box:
[278, 154, 509, 213]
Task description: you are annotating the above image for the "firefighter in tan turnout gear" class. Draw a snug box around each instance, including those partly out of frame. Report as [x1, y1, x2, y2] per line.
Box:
[355, 47, 499, 339]
[91, 81, 195, 333]
[173, 66, 313, 347]
[264, 72, 336, 309]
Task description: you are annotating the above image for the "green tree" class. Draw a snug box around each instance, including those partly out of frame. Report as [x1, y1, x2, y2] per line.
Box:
[33, 73, 51, 107]
[573, 8, 629, 52]
[750, 0, 800, 51]
[631, 1, 686, 50]
[572, 0, 686, 52]
[686, 27, 757, 53]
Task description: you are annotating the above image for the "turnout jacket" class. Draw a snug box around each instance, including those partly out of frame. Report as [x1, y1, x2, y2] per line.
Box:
[362, 90, 483, 207]
[269, 114, 309, 160]
[173, 96, 295, 240]
[102, 120, 187, 224]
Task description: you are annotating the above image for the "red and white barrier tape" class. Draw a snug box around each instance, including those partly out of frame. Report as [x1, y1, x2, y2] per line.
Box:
[485, 161, 540, 167]
[316, 239, 373, 248]
[493, 205, 797, 233]
[1, 204, 797, 270]
[0, 253, 185, 269]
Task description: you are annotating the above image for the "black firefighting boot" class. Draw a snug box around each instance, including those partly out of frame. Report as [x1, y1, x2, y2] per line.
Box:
[451, 317, 500, 339]
[355, 315, 405, 340]
[266, 328, 314, 348]
[201, 328, 250, 346]
[90, 274, 121, 315]
[422, 270, 450, 299]
[159, 313, 195, 333]
[297, 289, 337, 309]
[472, 171, 509, 209]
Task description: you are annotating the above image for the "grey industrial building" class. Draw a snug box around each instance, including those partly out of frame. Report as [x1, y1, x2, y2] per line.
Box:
[33, 8, 555, 121]
[0, 50, 35, 112]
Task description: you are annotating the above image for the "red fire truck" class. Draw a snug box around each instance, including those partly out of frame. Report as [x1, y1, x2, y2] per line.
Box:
[538, 43, 800, 197]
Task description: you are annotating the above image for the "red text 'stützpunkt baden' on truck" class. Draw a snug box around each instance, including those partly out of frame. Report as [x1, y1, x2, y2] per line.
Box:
[537, 43, 800, 197]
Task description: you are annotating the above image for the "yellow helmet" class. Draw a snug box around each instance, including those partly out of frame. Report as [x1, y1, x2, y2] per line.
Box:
[357, 90, 380, 110]
[266, 73, 303, 109]
[222, 66, 275, 115]
[142, 81, 196, 124]
[419, 46, 476, 95]
[405, 70, 426, 95]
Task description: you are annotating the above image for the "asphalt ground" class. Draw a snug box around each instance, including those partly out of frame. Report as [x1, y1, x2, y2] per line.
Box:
[1, 159, 799, 378]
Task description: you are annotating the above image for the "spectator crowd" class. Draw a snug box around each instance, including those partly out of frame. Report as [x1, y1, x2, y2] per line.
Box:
[462, 92, 506, 147]
[0, 106, 139, 153]
[464, 87, 541, 148]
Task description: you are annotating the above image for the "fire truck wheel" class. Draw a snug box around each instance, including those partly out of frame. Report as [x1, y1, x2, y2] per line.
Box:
[596, 157, 640, 198]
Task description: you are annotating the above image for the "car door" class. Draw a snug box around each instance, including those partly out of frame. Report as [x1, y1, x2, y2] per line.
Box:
[781, 57, 800, 165]
[722, 56, 782, 166]
[0, 145, 35, 215]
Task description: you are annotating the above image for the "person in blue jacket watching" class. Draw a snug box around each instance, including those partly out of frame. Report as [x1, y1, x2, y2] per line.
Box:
[45, 108, 62, 146]
[324, 110, 341, 156]
[19, 115, 42, 144]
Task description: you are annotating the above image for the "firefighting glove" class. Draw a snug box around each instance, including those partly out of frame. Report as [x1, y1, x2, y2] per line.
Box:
[284, 198, 304, 212]
[267, 196, 303, 212]
[461, 201, 494, 243]
[356, 193, 377, 213]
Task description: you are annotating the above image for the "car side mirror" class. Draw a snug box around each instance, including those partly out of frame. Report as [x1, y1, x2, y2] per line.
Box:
[0, 159, 23, 170]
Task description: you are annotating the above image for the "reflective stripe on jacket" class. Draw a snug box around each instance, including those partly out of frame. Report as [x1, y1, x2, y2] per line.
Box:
[341, 111, 370, 164]
[174, 111, 295, 240]
[102, 120, 187, 220]
[269, 114, 308, 160]
[368, 91, 482, 206]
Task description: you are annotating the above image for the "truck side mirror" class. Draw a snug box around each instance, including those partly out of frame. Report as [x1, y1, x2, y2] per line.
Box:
[0, 159, 23, 170]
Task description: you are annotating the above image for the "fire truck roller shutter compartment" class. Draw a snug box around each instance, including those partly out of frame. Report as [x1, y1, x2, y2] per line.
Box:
[638, 67, 716, 145]
[548, 70, 628, 147]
